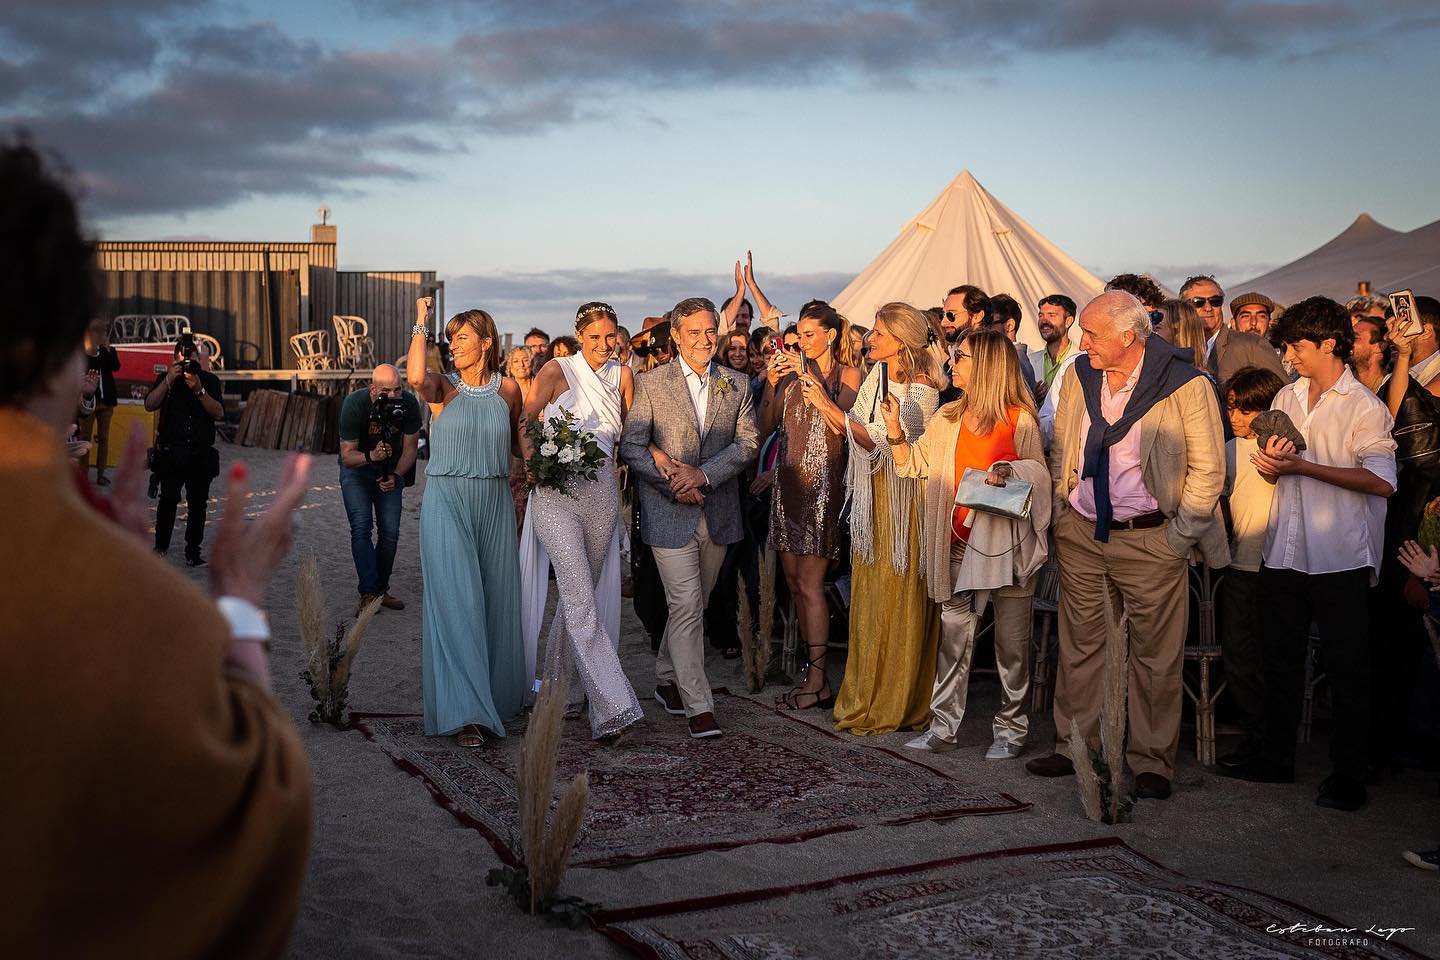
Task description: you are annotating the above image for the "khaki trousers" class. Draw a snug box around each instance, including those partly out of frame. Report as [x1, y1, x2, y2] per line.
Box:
[654, 514, 726, 717]
[1052, 509, 1188, 778]
[76, 404, 114, 476]
[930, 541, 1035, 744]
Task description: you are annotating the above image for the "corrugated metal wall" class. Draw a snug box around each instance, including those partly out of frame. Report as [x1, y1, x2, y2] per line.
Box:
[336, 271, 439, 365]
[103, 269, 303, 369]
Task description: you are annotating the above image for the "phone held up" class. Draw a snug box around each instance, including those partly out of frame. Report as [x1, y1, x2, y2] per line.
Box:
[875, 360, 889, 404]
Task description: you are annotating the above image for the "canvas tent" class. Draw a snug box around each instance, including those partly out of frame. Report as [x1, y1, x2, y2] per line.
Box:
[1236, 213, 1440, 305]
[831, 170, 1103, 350]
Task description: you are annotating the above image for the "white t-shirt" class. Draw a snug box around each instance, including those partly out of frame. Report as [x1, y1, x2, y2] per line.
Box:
[1225, 436, 1274, 573]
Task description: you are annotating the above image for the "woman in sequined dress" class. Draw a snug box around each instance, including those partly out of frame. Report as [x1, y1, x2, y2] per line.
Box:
[406, 299, 526, 749]
[757, 299, 861, 710]
[804, 303, 942, 735]
[517, 302, 644, 743]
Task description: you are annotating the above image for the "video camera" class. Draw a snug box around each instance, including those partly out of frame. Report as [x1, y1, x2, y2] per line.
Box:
[176, 333, 203, 376]
[366, 394, 415, 486]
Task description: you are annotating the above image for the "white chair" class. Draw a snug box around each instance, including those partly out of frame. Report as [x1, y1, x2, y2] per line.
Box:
[332, 315, 375, 368]
[192, 332, 224, 370]
[111, 315, 156, 343]
[290, 330, 335, 371]
[153, 315, 192, 342]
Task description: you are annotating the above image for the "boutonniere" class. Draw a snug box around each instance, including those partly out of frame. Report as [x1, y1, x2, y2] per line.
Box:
[713, 374, 734, 399]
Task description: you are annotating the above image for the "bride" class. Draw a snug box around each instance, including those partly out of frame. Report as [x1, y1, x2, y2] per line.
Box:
[518, 302, 644, 742]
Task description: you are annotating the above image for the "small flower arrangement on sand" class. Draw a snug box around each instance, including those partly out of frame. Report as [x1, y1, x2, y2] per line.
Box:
[523, 409, 606, 496]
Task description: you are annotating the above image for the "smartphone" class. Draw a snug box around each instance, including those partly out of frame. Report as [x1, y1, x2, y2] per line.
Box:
[875, 360, 889, 404]
[771, 336, 785, 354]
[1390, 288, 1421, 339]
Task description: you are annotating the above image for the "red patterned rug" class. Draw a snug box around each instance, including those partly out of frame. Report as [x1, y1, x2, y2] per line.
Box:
[352, 691, 1027, 868]
[594, 837, 1430, 959]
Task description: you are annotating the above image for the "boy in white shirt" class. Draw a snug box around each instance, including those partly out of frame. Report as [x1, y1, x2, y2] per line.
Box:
[1220, 298, 1396, 813]
[1216, 366, 1288, 772]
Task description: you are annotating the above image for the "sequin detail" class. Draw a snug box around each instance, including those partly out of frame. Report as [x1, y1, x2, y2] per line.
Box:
[769, 361, 847, 559]
[447, 371, 498, 398]
[532, 464, 644, 739]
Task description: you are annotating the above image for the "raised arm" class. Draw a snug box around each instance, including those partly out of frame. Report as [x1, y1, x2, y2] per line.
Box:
[407, 297, 449, 404]
[743, 250, 780, 324]
[719, 260, 745, 337]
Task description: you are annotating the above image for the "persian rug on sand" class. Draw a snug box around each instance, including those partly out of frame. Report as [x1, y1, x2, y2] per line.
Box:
[593, 837, 1430, 960]
[352, 691, 1027, 869]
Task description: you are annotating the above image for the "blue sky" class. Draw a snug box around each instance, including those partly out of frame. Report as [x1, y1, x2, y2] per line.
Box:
[5, 0, 1438, 334]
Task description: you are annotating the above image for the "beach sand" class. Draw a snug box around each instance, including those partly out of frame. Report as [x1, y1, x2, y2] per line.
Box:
[159, 443, 1440, 959]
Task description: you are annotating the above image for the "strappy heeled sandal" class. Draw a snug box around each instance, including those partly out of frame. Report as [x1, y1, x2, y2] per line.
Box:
[456, 724, 485, 749]
[774, 651, 835, 711]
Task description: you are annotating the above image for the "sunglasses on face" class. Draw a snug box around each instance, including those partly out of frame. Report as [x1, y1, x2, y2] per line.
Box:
[1188, 295, 1225, 308]
[1149, 310, 1165, 324]
[944, 310, 961, 323]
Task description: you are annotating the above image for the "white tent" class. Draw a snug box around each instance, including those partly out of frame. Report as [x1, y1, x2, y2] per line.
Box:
[831, 170, 1103, 350]
[1235, 213, 1440, 305]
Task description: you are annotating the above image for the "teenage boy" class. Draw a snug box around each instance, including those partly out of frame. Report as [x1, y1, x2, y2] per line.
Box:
[1215, 365, 1288, 771]
[1222, 297, 1396, 812]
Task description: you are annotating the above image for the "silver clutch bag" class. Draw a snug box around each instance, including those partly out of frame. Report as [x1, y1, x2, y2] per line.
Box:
[954, 467, 1033, 521]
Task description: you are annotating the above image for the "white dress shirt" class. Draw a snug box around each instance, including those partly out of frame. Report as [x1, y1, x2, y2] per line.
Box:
[1410, 347, 1440, 387]
[679, 358, 710, 437]
[1261, 367, 1397, 583]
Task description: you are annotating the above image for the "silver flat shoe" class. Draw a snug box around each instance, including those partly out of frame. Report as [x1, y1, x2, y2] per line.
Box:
[985, 738, 1023, 760]
[903, 733, 958, 753]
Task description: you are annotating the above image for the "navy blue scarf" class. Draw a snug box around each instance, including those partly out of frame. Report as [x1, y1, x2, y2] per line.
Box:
[1076, 337, 1208, 542]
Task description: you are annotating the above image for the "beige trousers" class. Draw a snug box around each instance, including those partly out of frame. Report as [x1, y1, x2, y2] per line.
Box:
[929, 541, 1035, 744]
[654, 513, 726, 717]
[1052, 509, 1189, 777]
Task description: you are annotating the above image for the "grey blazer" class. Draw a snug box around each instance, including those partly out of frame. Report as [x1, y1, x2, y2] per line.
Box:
[619, 361, 759, 550]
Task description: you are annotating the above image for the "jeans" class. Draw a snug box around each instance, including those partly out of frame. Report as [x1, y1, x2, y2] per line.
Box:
[341, 466, 404, 596]
[155, 461, 214, 557]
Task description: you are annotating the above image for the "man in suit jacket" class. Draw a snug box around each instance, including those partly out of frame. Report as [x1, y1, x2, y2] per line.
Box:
[620, 297, 758, 739]
[1182, 275, 1287, 383]
[1025, 291, 1229, 801]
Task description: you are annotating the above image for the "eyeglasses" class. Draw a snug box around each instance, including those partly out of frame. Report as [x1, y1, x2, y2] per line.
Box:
[944, 310, 962, 323]
[1188, 296, 1225, 308]
[953, 349, 971, 361]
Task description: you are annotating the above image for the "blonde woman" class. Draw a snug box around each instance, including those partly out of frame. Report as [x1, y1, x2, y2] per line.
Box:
[882, 330, 1047, 759]
[506, 346, 536, 404]
[1156, 298, 1207, 369]
[804, 303, 941, 735]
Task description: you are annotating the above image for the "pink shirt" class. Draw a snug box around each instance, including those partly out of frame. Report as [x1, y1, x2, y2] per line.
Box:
[1069, 360, 1159, 522]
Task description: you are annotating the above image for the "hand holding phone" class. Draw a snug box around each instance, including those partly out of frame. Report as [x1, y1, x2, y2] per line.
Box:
[875, 360, 889, 405]
[1390, 289, 1421, 339]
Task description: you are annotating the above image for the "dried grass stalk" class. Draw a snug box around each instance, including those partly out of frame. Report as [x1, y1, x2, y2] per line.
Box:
[335, 596, 382, 689]
[1068, 718, 1103, 821]
[736, 573, 757, 692]
[755, 548, 776, 686]
[296, 554, 330, 701]
[1101, 595, 1129, 824]
[519, 676, 589, 913]
[532, 773, 589, 907]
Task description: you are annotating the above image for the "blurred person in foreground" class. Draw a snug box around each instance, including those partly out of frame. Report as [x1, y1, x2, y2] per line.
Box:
[0, 137, 313, 956]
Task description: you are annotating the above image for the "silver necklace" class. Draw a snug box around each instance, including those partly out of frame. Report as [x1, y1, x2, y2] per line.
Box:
[449, 371, 495, 397]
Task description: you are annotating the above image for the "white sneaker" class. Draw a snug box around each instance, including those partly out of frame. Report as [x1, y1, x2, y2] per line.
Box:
[985, 739, 1023, 760]
[904, 733, 958, 753]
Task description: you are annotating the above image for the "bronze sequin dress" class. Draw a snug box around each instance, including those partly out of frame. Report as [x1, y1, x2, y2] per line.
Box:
[768, 362, 847, 559]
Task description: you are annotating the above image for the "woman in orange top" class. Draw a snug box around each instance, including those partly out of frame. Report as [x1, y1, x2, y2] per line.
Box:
[884, 330, 1046, 759]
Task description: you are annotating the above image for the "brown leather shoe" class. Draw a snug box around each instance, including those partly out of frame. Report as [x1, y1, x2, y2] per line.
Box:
[1025, 753, 1076, 777]
[380, 593, 405, 611]
[357, 593, 379, 617]
[653, 684, 685, 716]
[1134, 772, 1172, 800]
[688, 712, 722, 739]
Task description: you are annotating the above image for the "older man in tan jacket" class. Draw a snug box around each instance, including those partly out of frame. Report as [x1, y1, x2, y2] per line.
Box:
[1025, 292, 1228, 800]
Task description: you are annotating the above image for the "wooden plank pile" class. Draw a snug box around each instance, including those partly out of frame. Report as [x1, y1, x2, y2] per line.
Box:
[235, 389, 341, 453]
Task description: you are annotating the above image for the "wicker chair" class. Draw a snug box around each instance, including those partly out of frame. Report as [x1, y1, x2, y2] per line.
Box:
[111, 315, 156, 343]
[289, 330, 335, 371]
[332, 315, 376, 368]
[153, 315, 192, 342]
[191, 332, 224, 370]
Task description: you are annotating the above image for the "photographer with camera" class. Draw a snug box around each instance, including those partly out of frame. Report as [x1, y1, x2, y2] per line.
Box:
[339, 363, 421, 614]
[144, 333, 224, 565]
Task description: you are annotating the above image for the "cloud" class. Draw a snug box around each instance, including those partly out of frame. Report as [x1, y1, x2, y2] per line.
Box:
[443, 266, 855, 337]
[4, 0, 1437, 216]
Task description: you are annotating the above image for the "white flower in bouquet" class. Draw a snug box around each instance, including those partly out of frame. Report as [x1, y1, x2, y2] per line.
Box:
[557, 447, 575, 464]
[544, 424, 557, 440]
[540, 441, 559, 457]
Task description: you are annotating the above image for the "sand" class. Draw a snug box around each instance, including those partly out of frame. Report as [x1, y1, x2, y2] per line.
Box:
[157, 442, 1440, 959]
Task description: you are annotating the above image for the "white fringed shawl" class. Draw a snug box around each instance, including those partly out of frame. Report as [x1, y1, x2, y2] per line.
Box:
[845, 365, 939, 574]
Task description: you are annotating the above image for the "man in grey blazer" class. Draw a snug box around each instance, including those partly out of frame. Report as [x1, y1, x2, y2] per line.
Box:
[620, 297, 759, 739]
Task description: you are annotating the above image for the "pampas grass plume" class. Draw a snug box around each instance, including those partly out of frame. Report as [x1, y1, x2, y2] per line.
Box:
[737, 572, 756, 692]
[1068, 718, 1103, 821]
[519, 677, 567, 912]
[335, 595, 382, 690]
[296, 553, 329, 700]
[533, 773, 589, 907]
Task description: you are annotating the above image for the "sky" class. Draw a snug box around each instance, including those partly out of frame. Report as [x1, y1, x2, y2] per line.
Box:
[4, 0, 1439, 335]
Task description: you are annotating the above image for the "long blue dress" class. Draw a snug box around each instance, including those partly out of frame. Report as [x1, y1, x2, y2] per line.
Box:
[421, 373, 525, 737]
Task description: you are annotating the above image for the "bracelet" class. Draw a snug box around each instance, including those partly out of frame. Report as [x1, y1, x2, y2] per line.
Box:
[411, 324, 429, 338]
[885, 434, 905, 446]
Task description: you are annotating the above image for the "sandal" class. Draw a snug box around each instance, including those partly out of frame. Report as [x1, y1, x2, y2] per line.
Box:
[456, 724, 485, 749]
[774, 648, 835, 711]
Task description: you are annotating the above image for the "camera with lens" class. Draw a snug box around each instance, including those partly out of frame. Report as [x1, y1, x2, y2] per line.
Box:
[631, 324, 672, 358]
[176, 333, 202, 375]
[366, 395, 409, 479]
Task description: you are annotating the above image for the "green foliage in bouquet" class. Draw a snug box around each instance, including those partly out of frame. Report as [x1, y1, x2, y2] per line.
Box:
[523, 409, 607, 496]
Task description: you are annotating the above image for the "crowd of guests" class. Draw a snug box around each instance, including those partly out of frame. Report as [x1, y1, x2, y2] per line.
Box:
[7, 128, 1440, 956]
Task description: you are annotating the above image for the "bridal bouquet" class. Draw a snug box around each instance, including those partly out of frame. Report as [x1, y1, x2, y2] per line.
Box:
[523, 409, 607, 495]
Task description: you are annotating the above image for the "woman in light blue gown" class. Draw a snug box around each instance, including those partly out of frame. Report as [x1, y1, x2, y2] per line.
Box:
[406, 299, 525, 747]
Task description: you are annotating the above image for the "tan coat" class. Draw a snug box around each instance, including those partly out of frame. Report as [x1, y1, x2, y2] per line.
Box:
[1211, 324, 1286, 384]
[894, 404, 1045, 602]
[0, 408, 312, 959]
[1049, 363, 1230, 567]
